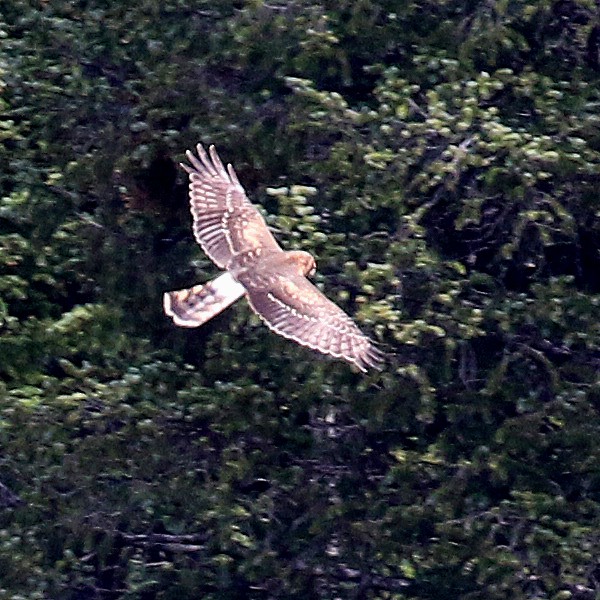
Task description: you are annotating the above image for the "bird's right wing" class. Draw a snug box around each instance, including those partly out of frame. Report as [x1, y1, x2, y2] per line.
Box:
[241, 273, 384, 372]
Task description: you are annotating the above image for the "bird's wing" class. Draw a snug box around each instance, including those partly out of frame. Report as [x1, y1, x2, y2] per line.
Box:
[181, 144, 281, 269]
[240, 272, 383, 372]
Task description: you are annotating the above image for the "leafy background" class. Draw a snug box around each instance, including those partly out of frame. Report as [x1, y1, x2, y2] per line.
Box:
[1, 1, 599, 598]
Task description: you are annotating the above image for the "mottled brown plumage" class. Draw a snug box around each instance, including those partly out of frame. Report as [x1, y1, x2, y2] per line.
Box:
[164, 143, 383, 372]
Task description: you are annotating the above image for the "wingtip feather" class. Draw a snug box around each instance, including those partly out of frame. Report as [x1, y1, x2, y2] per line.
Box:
[227, 163, 241, 186]
[208, 144, 228, 178]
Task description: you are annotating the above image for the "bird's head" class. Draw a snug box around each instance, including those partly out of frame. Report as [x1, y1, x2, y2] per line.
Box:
[288, 250, 316, 277]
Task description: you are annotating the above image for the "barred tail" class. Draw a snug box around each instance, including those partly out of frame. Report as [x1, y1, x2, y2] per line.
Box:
[163, 272, 246, 328]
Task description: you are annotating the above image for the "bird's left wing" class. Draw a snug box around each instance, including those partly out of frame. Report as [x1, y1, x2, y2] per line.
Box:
[181, 144, 281, 269]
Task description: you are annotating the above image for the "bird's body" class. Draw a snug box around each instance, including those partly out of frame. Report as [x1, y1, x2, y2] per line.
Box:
[163, 143, 383, 372]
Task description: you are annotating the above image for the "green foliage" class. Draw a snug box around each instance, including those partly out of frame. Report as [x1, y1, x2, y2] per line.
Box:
[0, 0, 599, 598]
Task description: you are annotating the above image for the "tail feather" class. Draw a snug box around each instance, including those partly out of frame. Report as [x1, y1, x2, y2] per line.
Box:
[163, 272, 246, 328]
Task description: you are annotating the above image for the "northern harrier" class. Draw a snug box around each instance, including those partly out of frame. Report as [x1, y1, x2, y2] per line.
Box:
[163, 143, 383, 372]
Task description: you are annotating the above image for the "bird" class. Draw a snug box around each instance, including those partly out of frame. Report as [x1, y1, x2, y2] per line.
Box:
[163, 143, 383, 372]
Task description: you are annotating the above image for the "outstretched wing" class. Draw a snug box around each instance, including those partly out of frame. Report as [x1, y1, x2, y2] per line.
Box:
[241, 273, 384, 372]
[181, 144, 281, 269]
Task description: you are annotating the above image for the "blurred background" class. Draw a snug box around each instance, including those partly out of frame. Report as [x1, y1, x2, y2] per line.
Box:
[0, 1, 599, 598]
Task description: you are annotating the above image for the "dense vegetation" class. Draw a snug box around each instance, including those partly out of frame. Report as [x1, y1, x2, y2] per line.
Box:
[1, 1, 599, 598]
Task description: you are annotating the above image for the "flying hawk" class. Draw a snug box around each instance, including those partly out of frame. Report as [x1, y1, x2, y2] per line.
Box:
[163, 143, 383, 372]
